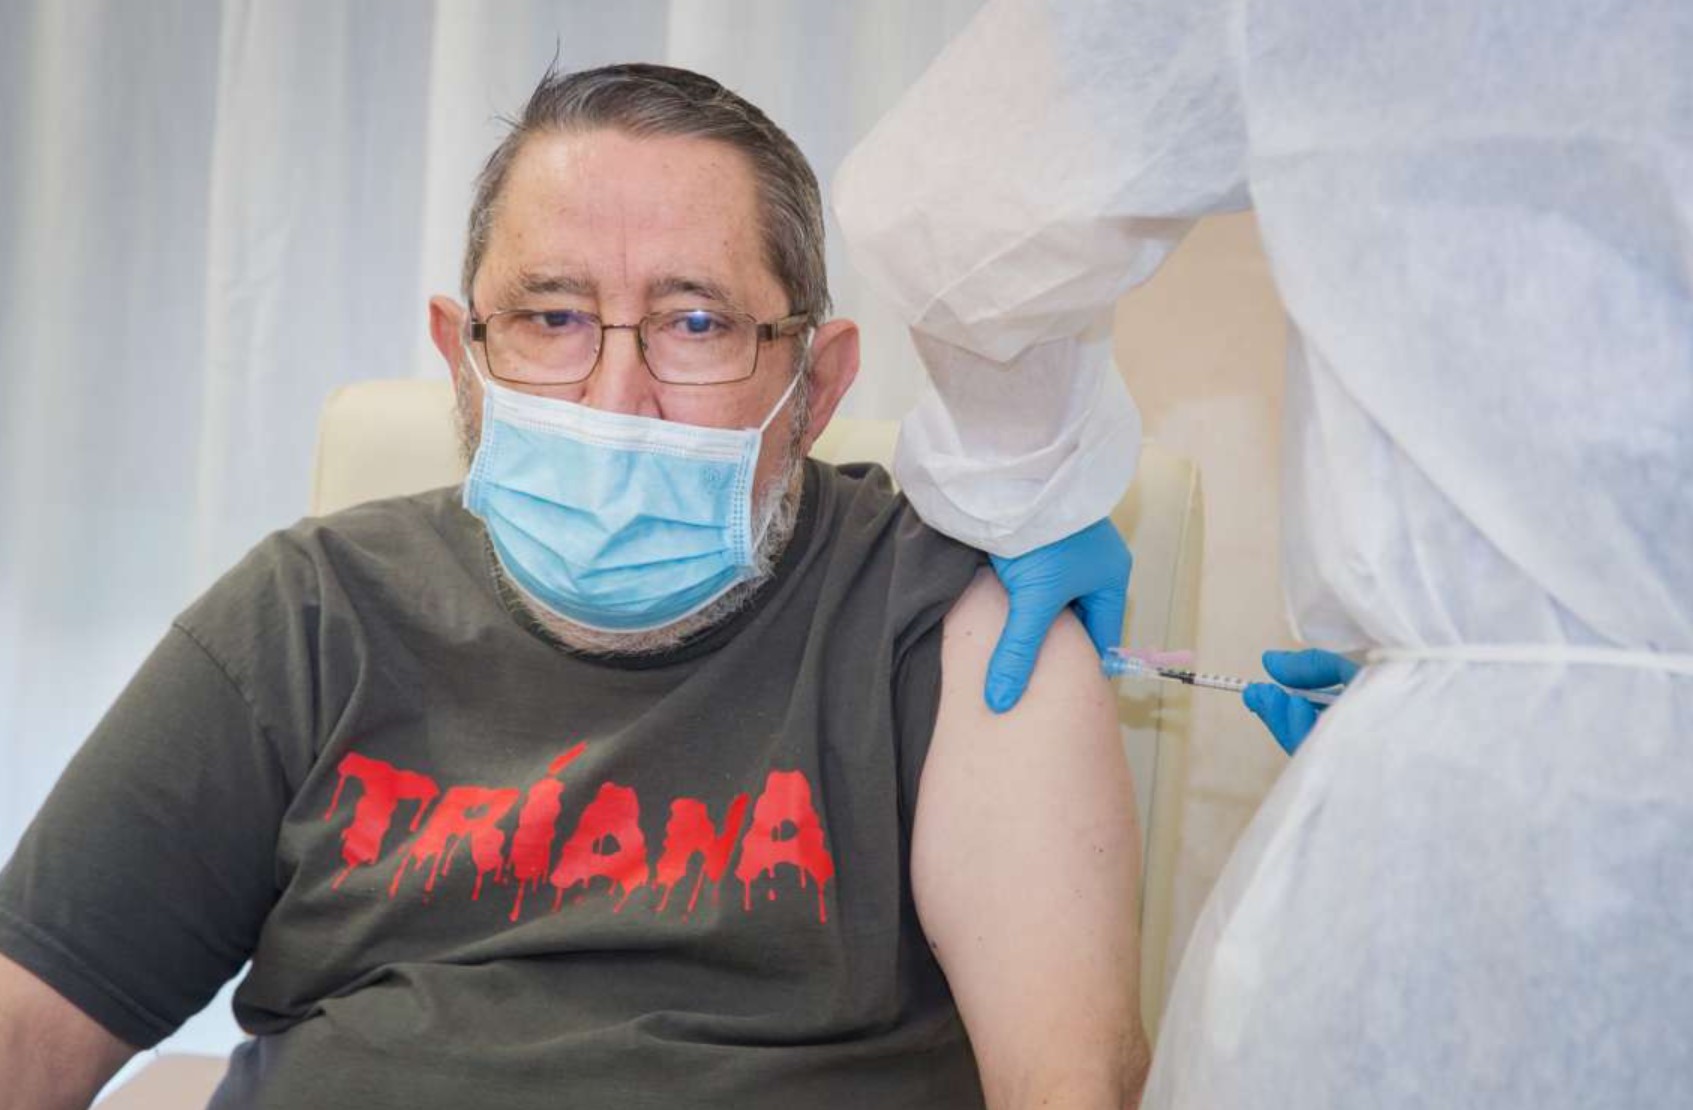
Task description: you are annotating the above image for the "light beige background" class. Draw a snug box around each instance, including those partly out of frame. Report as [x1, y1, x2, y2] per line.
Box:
[1113, 212, 1297, 999]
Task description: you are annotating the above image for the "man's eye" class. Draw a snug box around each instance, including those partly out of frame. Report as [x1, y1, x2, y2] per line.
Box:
[666, 310, 733, 338]
[533, 310, 593, 330]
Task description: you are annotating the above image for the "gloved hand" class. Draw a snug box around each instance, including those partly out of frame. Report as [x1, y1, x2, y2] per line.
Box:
[986, 518, 1131, 713]
[1242, 649, 1360, 755]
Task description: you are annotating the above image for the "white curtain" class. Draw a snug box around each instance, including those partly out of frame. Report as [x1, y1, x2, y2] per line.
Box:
[0, 0, 981, 1060]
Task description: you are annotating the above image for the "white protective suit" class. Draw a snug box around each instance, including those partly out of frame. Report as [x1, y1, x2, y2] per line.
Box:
[835, 1, 1693, 1106]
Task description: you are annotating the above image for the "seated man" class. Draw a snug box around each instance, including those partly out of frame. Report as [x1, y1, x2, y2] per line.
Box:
[0, 63, 1147, 1110]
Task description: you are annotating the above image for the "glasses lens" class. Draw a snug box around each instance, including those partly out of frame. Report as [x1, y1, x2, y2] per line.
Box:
[643, 309, 756, 384]
[488, 310, 599, 384]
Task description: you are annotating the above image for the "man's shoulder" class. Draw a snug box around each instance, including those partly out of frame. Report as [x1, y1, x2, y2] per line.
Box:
[249, 485, 473, 578]
[806, 459, 986, 648]
[816, 457, 901, 511]
[812, 456, 982, 569]
[813, 460, 978, 560]
[177, 486, 483, 647]
[295, 484, 472, 552]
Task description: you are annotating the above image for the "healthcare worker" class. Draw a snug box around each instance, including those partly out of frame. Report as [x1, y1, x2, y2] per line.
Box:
[835, 0, 1693, 1106]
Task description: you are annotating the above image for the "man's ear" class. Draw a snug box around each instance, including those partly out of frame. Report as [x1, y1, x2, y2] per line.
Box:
[796, 318, 860, 455]
[429, 296, 469, 390]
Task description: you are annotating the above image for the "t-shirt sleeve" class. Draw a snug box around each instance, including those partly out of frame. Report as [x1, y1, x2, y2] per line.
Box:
[0, 622, 296, 1048]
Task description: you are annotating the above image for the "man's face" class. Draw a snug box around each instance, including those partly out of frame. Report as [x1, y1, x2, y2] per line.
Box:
[446, 129, 811, 502]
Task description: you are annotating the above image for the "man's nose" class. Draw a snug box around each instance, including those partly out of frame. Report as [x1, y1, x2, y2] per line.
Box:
[581, 324, 660, 416]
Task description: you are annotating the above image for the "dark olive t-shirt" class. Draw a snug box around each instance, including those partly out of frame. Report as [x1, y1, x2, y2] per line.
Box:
[0, 460, 988, 1109]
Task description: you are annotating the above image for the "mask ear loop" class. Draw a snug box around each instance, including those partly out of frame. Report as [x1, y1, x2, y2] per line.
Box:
[462, 336, 497, 392]
[743, 365, 810, 558]
[755, 364, 806, 434]
[462, 332, 546, 445]
[458, 338, 506, 502]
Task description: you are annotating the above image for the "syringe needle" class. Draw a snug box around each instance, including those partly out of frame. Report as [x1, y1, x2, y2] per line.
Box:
[1104, 649, 1340, 706]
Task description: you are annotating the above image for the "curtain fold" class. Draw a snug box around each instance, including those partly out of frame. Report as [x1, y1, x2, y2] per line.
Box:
[1, 0, 981, 1061]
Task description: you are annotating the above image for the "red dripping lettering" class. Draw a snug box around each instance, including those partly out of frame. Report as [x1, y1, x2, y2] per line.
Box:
[390, 785, 522, 902]
[735, 770, 835, 922]
[549, 783, 650, 912]
[507, 744, 587, 921]
[324, 752, 441, 888]
[323, 746, 837, 928]
[653, 794, 749, 916]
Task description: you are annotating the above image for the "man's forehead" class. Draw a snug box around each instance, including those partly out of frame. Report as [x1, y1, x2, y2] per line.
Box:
[478, 130, 777, 308]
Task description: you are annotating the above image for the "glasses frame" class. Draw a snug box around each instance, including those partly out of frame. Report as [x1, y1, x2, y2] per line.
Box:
[467, 306, 811, 387]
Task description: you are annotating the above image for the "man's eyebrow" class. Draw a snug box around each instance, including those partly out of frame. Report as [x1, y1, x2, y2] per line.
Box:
[648, 275, 740, 307]
[511, 271, 596, 299]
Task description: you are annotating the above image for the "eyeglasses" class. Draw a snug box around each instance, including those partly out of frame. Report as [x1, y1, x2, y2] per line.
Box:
[468, 306, 810, 387]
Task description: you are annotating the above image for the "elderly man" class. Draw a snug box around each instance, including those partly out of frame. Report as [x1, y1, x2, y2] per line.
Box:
[0, 64, 1145, 1109]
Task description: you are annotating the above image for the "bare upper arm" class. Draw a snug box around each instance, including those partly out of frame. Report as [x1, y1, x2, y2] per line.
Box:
[0, 952, 137, 1110]
[912, 569, 1149, 1109]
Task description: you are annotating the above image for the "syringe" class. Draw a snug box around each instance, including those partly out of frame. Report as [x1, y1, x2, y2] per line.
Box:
[1103, 648, 1339, 706]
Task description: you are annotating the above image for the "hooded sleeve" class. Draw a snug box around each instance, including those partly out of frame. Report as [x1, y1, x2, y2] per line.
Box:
[834, 0, 1248, 555]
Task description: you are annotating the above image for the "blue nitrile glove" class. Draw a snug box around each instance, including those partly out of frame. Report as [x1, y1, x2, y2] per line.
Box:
[985, 518, 1131, 714]
[1242, 649, 1361, 755]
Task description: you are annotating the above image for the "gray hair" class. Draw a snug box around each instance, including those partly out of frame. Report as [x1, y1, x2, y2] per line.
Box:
[462, 63, 830, 328]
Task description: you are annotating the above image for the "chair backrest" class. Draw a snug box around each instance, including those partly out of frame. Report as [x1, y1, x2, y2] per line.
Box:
[310, 378, 1200, 1039]
[311, 379, 466, 517]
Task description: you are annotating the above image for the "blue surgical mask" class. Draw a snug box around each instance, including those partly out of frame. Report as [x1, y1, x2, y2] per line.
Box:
[461, 349, 803, 633]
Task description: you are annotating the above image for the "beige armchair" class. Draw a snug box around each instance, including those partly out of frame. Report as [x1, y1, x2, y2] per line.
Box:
[99, 379, 1201, 1105]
